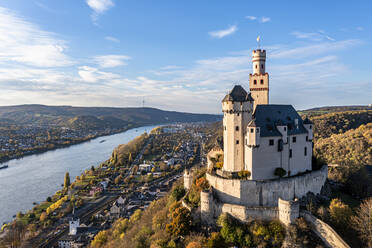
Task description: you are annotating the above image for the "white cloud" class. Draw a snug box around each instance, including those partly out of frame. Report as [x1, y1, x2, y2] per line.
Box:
[245, 16, 256, 20]
[78, 66, 120, 83]
[86, 0, 114, 13]
[291, 31, 335, 41]
[209, 25, 237, 39]
[93, 55, 131, 68]
[0, 7, 74, 67]
[271, 39, 361, 59]
[105, 36, 120, 43]
[86, 0, 114, 23]
[260, 16, 271, 23]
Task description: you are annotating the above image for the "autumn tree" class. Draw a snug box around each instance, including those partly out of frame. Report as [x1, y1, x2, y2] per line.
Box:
[64, 172, 70, 189]
[166, 207, 191, 237]
[352, 197, 372, 247]
[39, 212, 47, 222]
[91, 230, 108, 248]
[329, 198, 353, 228]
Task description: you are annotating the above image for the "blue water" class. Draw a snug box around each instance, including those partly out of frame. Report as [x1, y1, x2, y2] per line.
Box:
[0, 125, 157, 224]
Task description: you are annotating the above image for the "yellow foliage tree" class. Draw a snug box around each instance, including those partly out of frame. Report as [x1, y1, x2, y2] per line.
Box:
[329, 198, 353, 228]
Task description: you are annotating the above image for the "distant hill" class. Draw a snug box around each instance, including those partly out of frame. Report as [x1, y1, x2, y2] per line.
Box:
[300, 105, 371, 116]
[0, 105, 221, 129]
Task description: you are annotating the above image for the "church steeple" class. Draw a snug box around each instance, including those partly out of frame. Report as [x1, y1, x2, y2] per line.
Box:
[249, 49, 269, 110]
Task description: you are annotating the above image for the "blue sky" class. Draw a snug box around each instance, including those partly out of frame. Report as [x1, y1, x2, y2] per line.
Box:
[0, 0, 370, 113]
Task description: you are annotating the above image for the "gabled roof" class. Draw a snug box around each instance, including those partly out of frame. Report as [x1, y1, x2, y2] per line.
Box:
[252, 104, 308, 137]
[222, 85, 254, 102]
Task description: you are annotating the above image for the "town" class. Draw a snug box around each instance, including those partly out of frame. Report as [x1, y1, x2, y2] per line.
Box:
[0, 123, 217, 247]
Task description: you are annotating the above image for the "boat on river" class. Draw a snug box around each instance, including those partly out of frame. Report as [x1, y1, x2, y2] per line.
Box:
[0, 165, 8, 170]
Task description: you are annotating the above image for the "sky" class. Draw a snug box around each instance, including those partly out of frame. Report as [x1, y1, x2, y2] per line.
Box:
[0, 0, 371, 114]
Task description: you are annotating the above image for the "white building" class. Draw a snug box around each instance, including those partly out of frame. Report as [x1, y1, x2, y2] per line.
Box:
[201, 47, 327, 226]
[218, 48, 313, 180]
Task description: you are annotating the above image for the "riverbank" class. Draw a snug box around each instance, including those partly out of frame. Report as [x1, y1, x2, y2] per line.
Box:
[0, 125, 158, 225]
[0, 125, 141, 165]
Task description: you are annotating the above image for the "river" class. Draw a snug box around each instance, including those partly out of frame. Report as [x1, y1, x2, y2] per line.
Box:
[0, 125, 158, 225]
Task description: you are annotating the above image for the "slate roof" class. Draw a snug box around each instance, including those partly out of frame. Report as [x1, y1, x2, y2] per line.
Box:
[222, 85, 254, 102]
[252, 104, 308, 137]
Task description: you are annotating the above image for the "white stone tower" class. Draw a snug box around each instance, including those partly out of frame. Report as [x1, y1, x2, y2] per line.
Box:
[249, 49, 269, 110]
[222, 86, 254, 172]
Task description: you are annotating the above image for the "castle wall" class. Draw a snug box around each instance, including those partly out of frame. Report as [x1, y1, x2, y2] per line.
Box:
[300, 211, 350, 248]
[245, 132, 312, 180]
[206, 165, 327, 207]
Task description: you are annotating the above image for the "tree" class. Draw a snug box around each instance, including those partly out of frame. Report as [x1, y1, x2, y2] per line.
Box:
[352, 197, 372, 247]
[171, 185, 186, 201]
[128, 152, 133, 164]
[40, 212, 47, 222]
[91, 230, 108, 248]
[2, 221, 26, 248]
[64, 172, 70, 189]
[207, 232, 227, 248]
[166, 207, 191, 237]
[186, 242, 202, 248]
[329, 198, 353, 228]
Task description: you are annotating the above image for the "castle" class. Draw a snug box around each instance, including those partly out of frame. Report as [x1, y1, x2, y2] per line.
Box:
[198, 48, 328, 226]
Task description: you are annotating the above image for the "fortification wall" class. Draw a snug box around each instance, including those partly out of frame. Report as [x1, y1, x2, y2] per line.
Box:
[206, 165, 327, 207]
[300, 211, 350, 248]
[203, 196, 278, 224]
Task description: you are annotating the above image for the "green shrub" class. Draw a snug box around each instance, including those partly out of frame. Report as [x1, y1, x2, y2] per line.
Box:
[274, 167, 287, 177]
[238, 170, 251, 179]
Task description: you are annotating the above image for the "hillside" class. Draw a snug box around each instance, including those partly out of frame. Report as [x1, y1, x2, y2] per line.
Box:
[305, 110, 372, 139]
[314, 123, 372, 167]
[0, 105, 221, 128]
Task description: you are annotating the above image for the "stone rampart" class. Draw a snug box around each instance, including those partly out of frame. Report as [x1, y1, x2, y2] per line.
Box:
[278, 198, 299, 226]
[300, 211, 350, 248]
[206, 165, 327, 207]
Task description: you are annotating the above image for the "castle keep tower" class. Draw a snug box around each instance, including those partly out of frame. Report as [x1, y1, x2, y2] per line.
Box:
[222, 86, 253, 172]
[249, 49, 269, 110]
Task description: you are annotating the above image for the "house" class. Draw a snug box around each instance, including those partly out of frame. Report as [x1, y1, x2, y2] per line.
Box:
[139, 163, 154, 172]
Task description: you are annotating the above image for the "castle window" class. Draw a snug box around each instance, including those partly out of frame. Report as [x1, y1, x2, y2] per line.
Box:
[237, 113, 239, 116]
[306, 136, 308, 141]
[254, 80, 257, 85]
[289, 149, 292, 158]
[255, 65, 258, 69]
[310, 125, 312, 129]
[236, 126, 239, 131]
[251, 128, 254, 133]
[292, 136, 296, 143]
[236, 140, 239, 144]
[260, 79, 264, 85]
[269, 139, 274, 146]
[284, 127, 287, 131]
[256, 128, 259, 133]
[261, 64, 264, 69]
[304, 147, 307, 156]
[224, 126, 226, 130]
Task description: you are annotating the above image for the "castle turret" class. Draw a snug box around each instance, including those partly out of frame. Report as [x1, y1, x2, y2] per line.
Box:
[249, 49, 269, 110]
[200, 190, 214, 225]
[222, 85, 254, 172]
[183, 169, 193, 190]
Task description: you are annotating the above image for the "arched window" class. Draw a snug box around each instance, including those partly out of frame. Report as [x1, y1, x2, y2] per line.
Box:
[254, 80, 257, 85]
[260, 79, 264, 84]
[261, 64, 264, 69]
[255, 65, 258, 69]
